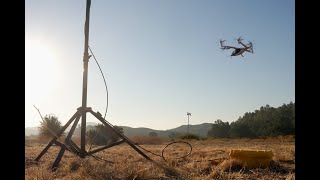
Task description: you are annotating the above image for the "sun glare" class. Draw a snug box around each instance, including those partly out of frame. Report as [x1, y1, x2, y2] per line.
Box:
[25, 39, 59, 104]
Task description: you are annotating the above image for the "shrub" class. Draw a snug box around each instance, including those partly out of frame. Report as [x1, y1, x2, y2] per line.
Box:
[38, 114, 64, 139]
[178, 133, 200, 140]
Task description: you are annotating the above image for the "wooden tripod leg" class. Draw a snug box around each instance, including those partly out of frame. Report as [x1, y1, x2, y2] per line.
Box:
[51, 112, 85, 170]
[35, 110, 81, 161]
[88, 109, 152, 161]
[65, 114, 82, 155]
[51, 147, 66, 171]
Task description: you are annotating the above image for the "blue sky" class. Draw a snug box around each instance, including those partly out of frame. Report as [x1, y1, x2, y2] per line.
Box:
[25, 0, 295, 130]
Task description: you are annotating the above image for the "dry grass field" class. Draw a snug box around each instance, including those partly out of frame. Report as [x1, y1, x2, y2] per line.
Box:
[25, 136, 295, 179]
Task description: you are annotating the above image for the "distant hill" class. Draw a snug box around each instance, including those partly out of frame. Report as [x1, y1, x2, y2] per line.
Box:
[25, 122, 214, 138]
[25, 121, 98, 136]
[25, 127, 39, 136]
[120, 126, 167, 137]
[120, 123, 213, 138]
[167, 123, 214, 137]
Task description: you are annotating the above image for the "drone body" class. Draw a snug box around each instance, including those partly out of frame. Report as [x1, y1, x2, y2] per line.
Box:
[220, 37, 254, 57]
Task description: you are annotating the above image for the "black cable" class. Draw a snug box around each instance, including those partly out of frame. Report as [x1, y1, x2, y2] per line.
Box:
[135, 141, 192, 162]
[87, 45, 108, 151]
[88, 45, 108, 119]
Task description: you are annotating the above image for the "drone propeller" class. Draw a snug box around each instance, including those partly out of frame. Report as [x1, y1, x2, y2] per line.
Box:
[248, 41, 254, 53]
[219, 39, 226, 46]
[219, 39, 227, 51]
[237, 37, 243, 44]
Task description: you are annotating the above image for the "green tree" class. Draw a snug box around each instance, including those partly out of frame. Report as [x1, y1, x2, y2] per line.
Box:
[229, 102, 295, 138]
[229, 121, 255, 138]
[86, 124, 123, 145]
[149, 131, 158, 137]
[38, 115, 63, 139]
[207, 119, 230, 138]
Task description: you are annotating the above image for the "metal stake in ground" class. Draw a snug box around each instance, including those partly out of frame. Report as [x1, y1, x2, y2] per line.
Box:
[187, 112, 191, 134]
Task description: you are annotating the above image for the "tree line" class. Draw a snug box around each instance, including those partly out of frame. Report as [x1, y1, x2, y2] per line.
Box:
[37, 102, 294, 142]
[207, 102, 295, 138]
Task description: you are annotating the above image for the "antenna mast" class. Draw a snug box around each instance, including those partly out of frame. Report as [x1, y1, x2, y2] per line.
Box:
[80, 0, 91, 156]
[34, 0, 155, 170]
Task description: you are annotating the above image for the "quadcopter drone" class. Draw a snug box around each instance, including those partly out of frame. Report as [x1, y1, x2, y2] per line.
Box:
[219, 37, 254, 57]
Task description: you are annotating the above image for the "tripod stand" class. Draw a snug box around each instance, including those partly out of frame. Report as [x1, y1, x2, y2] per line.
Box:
[34, 0, 152, 170]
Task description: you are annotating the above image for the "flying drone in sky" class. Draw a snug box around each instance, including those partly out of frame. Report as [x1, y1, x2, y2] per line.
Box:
[219, 37, 254, 57]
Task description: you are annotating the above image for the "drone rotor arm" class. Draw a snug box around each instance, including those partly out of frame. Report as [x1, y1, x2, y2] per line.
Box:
[222, 45, 237, 50]
[238, 41, 246, 48]
[249, 42, 254, 53]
